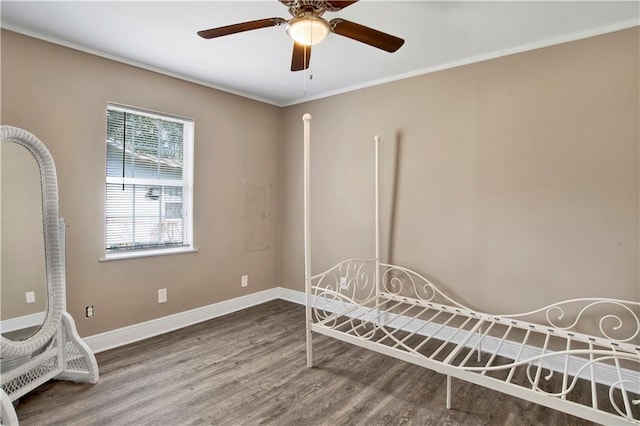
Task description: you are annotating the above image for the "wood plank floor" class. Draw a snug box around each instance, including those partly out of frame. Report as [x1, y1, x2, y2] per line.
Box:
[15, 300, 598, 425]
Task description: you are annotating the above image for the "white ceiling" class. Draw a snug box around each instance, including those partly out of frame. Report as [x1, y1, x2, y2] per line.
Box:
[1, 1, 638, 106]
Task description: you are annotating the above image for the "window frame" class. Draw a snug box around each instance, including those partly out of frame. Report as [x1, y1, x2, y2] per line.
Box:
[102, 103, 196, 261]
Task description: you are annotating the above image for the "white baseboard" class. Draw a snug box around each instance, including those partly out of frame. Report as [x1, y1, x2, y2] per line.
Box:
[85, 288, 282, 353]
[82, 287, 639, 395]
[0, 311, 46, 333]
[277, 287, 306, 305]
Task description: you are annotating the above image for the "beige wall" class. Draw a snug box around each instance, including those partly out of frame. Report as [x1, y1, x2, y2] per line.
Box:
[2, 26, 638, 338]
[280, 28, 640, 314]
[1, 30, 282, 336]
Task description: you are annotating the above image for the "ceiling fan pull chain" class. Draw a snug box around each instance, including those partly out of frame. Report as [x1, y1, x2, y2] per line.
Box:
[309, 56, 314, 80]
[302, 44, 308, 96]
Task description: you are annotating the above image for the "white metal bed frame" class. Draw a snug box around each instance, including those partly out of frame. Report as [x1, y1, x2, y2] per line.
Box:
[301, 114, 640, 424]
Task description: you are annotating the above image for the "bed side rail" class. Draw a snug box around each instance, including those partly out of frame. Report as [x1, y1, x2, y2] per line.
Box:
[378, 263, 640, 350]
[310, 260, 640, 423]
[499, 298, 640, 346]
[311, 260, 640, 351]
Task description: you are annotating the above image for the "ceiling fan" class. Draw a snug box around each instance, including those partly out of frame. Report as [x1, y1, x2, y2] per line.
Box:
[197, 0, 405, 72]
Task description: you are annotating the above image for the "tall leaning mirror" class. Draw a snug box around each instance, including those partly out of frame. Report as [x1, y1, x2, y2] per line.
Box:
[1, 141, 47, 341]
[0, 125, 98, 426]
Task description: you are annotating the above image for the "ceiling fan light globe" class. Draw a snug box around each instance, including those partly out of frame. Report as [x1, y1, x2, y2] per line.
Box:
[287, 15, 330, 46]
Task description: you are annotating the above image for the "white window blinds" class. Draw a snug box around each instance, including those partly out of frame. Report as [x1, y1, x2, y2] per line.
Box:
[105, 104, 194, 255]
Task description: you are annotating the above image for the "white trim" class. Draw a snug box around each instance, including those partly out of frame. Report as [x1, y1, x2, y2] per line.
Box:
[80, 287, 640, 395]
[2, 20, 637, 108]
[84, 288, 280, 353]
[0, 24, 281, 107]
[277, 287, 306, 305]
[103, 104, 196, 261]
[0, 311, 46, 333]
[100, 247, 199, 262]
[282, 20, 640, 106]
[85, 287, 300, 353]
[108, 102, 193, 124]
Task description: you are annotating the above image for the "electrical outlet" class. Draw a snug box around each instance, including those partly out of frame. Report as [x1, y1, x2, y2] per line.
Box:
[158, 288, 168, 303]
[340, 277, 348, 290]
[241, 275, 248, 288]
[25, 291, 36, 304]
[85, 306, 94, 318]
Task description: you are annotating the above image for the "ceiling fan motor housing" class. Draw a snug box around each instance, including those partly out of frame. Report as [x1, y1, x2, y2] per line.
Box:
[283, 1, 333, 17]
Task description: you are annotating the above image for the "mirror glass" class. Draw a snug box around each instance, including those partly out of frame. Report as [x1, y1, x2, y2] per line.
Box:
[0, 141, 47, 341]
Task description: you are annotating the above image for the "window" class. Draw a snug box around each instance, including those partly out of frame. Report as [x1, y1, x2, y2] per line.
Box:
[105, 103, 194, 258]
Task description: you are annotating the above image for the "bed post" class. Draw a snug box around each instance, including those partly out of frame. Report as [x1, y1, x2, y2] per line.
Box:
[374, 136, 381, 301]
[303, 113, 313, 368]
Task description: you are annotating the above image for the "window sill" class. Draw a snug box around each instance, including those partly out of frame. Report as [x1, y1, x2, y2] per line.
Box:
[100, 246, 199, 262]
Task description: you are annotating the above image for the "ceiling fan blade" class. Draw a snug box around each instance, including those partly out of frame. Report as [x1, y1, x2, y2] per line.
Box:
[324, 1, 359, 11]
[330, 18, 404, 52]
[291, 42, 311, 72]
[198, 18, 285, 39]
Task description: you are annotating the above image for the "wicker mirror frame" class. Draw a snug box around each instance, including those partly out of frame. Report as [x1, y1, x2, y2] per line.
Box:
[0, 125, 65, 359]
